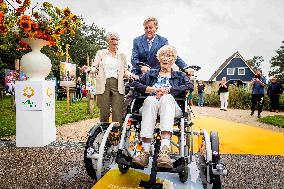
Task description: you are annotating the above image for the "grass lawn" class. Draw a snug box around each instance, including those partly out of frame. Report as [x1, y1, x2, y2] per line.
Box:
[0, 96, 99, 137]
[258, 115, 284, 128]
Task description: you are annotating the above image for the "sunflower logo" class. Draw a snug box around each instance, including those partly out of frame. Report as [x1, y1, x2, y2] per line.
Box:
[46, 87, 52, 97]
[23, 86, 35, 98]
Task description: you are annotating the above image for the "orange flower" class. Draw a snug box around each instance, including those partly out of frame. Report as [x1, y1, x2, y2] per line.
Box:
[19, 15, 31, 32]
[0, 24, 7, 33]
[20, 21, 31, 32]
[61, 19, 69, 28]
[0, 0, 4, 4]
[32, 12, 39, 19]
[0, 11, 4, 23]
[49, 39, 55, 46]
[16, 6, 26, 15]
[23, 0, 31, 7]
[31, 21, 39, 31]
[70, 14, 77, 22]
[63, 8, 71, 17]
[34, 30, 43, 38]
[42, 2, 51, 8]
[19, 15, 31, 22]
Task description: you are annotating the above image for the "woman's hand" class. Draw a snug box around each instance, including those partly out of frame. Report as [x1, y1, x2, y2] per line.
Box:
[155, 87, 170, 99]
[146, 86, 157, 93]
[160, 87, 170, 94]
[79, 65, 91, 73]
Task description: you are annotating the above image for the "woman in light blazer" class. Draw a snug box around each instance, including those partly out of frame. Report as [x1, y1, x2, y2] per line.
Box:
[90, 32, 134, 124]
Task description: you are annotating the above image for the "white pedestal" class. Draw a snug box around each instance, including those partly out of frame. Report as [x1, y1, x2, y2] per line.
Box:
[15, 80, 56, 147]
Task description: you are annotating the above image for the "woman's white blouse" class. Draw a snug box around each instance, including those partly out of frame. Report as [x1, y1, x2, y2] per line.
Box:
[102, 54, 118, 79]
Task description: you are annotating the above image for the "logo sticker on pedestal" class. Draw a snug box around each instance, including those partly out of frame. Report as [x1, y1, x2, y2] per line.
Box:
[45, 86, 54, 109]
[22, 86, 36, 108]
[15, 82, 43, 111]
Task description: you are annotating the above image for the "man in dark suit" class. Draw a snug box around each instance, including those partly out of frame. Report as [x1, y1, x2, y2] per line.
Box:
[131, 17, 192, 76]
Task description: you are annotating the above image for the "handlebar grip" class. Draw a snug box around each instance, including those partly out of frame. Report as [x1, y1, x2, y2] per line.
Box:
[137, 62, 151, 69]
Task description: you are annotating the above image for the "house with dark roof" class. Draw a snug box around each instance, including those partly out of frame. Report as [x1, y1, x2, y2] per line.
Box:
[209, 51, 255, 86]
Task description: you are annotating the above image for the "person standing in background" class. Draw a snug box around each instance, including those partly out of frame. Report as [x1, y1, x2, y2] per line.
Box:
[197, 80, 205, 107]
[218, 77, 229, 111]
[267, 76, 283, 113]
[250, 70, 266, 118]
[89, 32, 134, 124]
[131, 17, 193, 77]
[75, 77, 82, 100]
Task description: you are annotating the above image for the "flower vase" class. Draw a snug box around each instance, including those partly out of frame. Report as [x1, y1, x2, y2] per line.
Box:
[20, 38, 51, 81]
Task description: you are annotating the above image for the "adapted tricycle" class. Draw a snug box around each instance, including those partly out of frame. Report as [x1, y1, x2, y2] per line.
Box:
[84, 88, 227, 189]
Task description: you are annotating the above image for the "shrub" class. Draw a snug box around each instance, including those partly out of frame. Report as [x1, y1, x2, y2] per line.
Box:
[192, 83, 284, 110]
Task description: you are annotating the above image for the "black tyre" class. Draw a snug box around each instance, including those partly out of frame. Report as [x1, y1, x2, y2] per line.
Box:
[210, 131, 221, 189]
[84, 125, 114, 180]
[179, 166, 188, 183]
[118, 163, 129, 174]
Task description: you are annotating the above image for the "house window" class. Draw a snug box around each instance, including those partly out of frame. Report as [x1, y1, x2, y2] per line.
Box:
[227, 68, 235, 75]
[238, 68, 245, 75]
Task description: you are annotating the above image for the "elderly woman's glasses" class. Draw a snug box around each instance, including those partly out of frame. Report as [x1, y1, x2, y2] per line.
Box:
[160, 53, 175, 59]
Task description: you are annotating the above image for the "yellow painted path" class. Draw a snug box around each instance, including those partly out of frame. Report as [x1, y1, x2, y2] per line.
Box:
[93, 169, 165, 189]
[193, 115, 284, 155]
[92, 114, 284, 189]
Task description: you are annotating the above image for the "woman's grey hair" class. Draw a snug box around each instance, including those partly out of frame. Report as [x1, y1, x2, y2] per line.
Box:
[105, 32, 120, 41]
[156, 45, 178, 62]
[143, 17, 158, 27]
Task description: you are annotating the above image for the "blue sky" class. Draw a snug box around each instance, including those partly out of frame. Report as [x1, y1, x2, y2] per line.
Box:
[35, 0, 284, 80]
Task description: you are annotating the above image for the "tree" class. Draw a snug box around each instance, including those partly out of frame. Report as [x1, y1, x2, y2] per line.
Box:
[60, 22, 107, 67]
[269, 41, 284, 82]
[0, 33, 26, 85]
[246, 56, 264, 72]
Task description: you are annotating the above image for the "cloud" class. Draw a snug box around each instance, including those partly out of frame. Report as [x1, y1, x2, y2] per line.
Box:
[36, 0, 284, 80]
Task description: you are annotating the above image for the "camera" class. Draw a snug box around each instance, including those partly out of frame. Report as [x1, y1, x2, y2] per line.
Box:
[254, 74, 260, 79]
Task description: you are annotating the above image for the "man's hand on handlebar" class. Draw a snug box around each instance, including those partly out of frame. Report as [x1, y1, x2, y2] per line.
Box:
[184, 68, 194, 77]
[137, 62, 151, 74]
[141, 66, 150, 74]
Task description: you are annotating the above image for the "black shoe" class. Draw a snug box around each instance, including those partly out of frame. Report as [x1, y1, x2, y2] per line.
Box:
[224, 109, 227, 111]
[257, 114, 261, 118]
[250, 111, 254, 116]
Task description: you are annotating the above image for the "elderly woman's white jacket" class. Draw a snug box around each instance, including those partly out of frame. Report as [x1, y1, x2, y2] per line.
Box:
[90, 49, 131, 95]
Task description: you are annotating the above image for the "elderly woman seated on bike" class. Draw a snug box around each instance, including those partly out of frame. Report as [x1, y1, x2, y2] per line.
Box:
[132, 45, 194, 169]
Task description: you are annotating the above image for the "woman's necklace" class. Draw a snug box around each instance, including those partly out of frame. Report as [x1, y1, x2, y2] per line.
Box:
[109, 48, 117, 58]
[160, 68, 171, 76]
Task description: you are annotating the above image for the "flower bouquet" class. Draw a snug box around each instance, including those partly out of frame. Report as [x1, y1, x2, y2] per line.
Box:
[0, 0, 81, 80]
[0, 0, 81, 53]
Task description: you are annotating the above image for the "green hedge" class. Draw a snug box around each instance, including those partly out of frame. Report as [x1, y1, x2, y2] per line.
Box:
[192, 84, 284, 110]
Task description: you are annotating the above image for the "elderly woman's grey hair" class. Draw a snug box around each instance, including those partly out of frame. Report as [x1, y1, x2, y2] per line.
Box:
[222, 77, 227, 81]
[156, 45, 178, 62]
[106, 32, 120, 41]
[143, 17, 158, 27]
